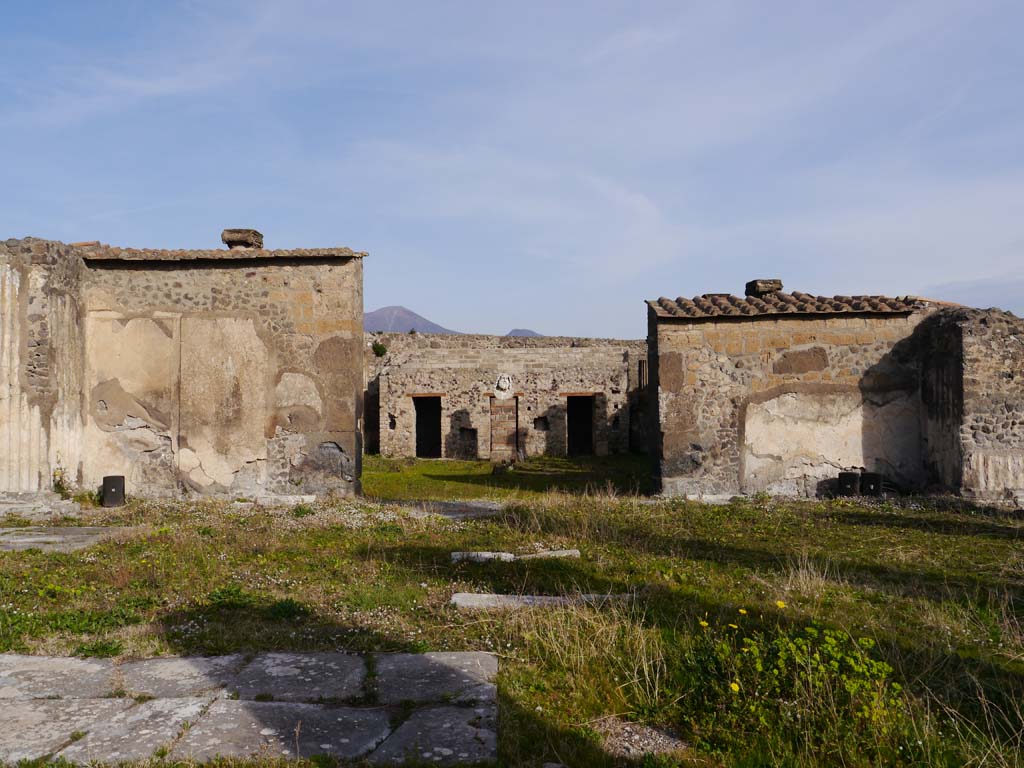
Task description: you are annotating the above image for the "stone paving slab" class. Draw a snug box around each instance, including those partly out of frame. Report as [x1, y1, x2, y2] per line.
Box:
[0, 526, 113, 553]
[57, 695, 213, 762]
[451, 551, 516, 563]
[171, 699, 391, 760]
[0, 653, 114, 699]
[517, 548, 581, 560]
[230, 652, 366, 702]
[0, 493, 81, 523]
[375, 652, 497, 704]
[119, 654, 246, 698]
[368, 705, 498, 765]
[451, 549, 580, 563]
[0, 698, 132, 762]
[405, 500, 503, 520]
[0, 652, 497, 764]
[450, 592, 627, 610]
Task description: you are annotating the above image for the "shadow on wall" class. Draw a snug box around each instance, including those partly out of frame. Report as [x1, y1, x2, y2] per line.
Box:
[855, 325, 928, 493]
[535, 404, 563, 457]
[445, 408, 478, 460]
[741, 321, 938, 497]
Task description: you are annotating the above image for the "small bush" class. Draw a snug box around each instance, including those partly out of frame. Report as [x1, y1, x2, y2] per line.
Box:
[73, 638, 123, 658]
[206, 584, 258, 609]
[291, 504, 315, 518]
[371, 341, 388, 357]
[52, 468, 71, 500]
[267, 598, 308, 620]
[72, 490, 100, 507]
[681, 621, 913, 762]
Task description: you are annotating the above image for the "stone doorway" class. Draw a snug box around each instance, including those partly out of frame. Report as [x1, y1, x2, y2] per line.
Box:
[489, 397, 518, 462]
[567, 395, 595, 456]
[413, 396, 442, 458]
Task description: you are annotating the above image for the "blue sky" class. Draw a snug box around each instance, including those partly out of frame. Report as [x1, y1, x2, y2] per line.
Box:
[1, 1, 1022, 338]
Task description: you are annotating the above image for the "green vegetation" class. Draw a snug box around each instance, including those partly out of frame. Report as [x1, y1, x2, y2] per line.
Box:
[1, 490, 1021, 765]
[362, 454, 655, 500]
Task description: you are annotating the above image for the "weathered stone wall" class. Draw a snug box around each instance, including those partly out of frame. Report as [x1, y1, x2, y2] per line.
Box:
[957, 309, 1024, 499]
[365, 333, 647, 460]
[650, 310, 931, 497]
[0, 238, 365, 498]
[1, 239, 85, 493]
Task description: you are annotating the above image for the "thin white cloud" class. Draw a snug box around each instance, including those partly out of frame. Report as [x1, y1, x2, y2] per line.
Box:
[0, 1, 282, 126]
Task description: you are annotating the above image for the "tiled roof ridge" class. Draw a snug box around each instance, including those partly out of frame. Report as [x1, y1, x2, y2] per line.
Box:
[649, 290, 929, 320]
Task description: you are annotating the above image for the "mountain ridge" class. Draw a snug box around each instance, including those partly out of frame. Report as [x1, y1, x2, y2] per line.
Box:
[365, 305, 542, 336]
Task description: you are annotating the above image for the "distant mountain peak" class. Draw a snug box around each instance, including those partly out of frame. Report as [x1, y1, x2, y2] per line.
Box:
[364, 306, 458, 334]
[506, 328, 542, 337]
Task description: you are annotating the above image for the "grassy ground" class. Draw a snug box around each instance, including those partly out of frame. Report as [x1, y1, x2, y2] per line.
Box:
[1, 488, 1022, 766]
[361, 454, 657, 500]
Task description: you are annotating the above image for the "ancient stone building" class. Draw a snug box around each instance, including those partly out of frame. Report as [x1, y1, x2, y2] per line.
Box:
[647, 280, 1024, 501]
[365, 333, 648, 461]
[0, 232, 365, 498]
[918, 307, 1024, 500]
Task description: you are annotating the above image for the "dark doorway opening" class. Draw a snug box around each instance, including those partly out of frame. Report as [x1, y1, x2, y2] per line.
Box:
[414, 396, 442, 458]
[567, 395, 595, 456]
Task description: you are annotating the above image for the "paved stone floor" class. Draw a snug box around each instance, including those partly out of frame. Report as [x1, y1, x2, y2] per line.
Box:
[0, 493, 81, 523]
[0, 526, 115, 553]
[403, 500, 503, 520]
[0, 651, 497, 764]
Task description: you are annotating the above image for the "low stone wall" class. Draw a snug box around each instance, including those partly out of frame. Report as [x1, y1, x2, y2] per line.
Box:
[365, 333, 647, 460]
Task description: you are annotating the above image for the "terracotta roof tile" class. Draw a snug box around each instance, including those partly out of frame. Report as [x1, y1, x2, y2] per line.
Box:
[648, 291, 927, 321]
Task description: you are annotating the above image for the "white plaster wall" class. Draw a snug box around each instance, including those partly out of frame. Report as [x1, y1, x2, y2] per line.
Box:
[82, 313, 179, 493]
[743, 390, 922, 495]
[963, 450, 1024, 499]
[178, 317, 269, 491]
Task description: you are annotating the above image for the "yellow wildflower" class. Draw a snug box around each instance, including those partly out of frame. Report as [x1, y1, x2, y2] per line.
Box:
[728, 623, 738, 629]
[738, 608, 747, 615]
[730, 682, 740, 693]
[699, 620, 709, 627]
[776, 600, 787, 609]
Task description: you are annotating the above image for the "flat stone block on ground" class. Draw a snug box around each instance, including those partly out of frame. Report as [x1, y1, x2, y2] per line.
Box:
[0, 698, 132, 762]
[171, 699, 390, 760]
[230, 652, 366, 702]
[0, 526, 113, 553]
[0, 494, 80, 523]
[254, 494, 316, 507]
[406, 500, 502, 520]
[374, 652, 497, 704]
[451, 551, 516, 563]
[450, 593, 627, 611]
[0, 653, 114, 699]
[517, 549, 581, 560]
[119, 655, 246, 698]
[58, 696, 213, 762]
[368, 705, 497, 765]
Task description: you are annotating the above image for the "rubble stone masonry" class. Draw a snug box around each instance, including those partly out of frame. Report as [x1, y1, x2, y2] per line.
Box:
[932, 308, 1024, 499]
[1, 237, 365, 498]
[365, 333, 647, 461]
[649, 309, 932, 497]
